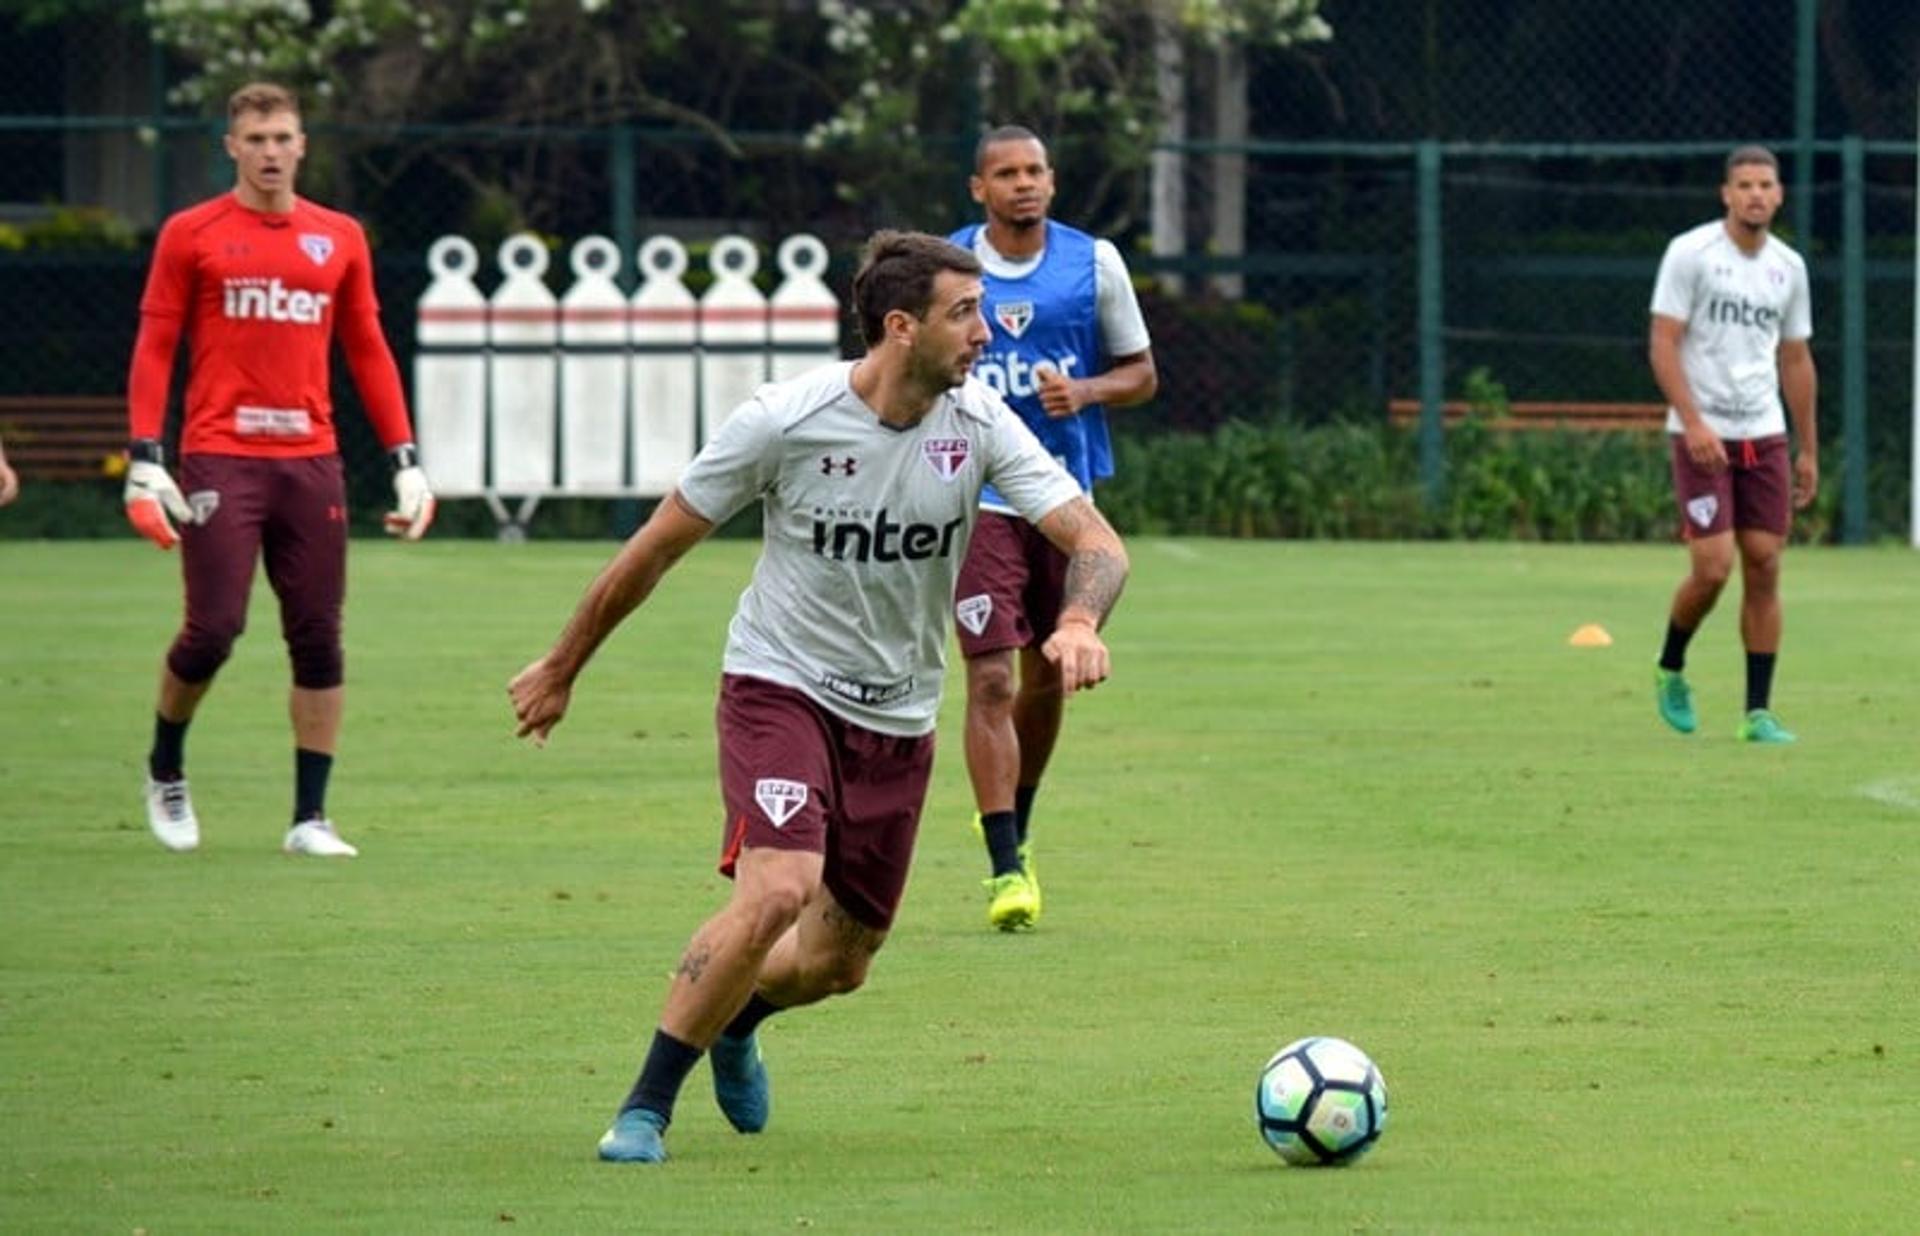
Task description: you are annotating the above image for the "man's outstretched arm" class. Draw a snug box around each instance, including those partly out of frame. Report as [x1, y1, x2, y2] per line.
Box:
[1031, 496, 1129, 692]
[509, 491, 714, 743]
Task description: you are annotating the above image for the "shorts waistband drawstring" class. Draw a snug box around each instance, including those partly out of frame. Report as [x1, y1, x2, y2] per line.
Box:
[1740, 439, 1759, 469]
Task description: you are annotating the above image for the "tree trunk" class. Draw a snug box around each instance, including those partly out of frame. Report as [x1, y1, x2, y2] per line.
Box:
[1150, 14, 1186, 296]
[1209, 42, 1249, 300]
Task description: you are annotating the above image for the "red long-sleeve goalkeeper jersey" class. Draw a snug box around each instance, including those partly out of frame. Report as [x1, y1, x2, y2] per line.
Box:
[127, 193, 413, 457]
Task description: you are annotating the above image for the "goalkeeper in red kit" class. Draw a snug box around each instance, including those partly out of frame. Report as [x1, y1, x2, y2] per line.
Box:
[125, 82, 436, 857]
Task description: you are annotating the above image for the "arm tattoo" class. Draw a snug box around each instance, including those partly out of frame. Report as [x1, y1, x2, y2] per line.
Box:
[1063, 548, 1127, 626]
[1049, 500, 1127, 625]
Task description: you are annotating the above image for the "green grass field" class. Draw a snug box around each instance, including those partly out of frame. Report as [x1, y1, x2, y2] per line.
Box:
[3, 537, 1917, 1232]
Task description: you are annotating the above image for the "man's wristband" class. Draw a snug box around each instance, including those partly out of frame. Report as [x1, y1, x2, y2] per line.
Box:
[387, 444, 420, 472]
[129, 439, 165, 465]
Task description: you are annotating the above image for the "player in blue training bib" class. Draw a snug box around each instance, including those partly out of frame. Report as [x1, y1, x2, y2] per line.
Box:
[947, 125, 1159, 932]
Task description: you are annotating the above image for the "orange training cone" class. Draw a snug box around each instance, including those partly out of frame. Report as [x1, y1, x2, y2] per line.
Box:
[1568, 623, 1613, 648]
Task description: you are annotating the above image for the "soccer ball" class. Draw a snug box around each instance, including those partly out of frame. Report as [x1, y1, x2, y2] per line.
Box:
[1254, 1036, 1388, 1166]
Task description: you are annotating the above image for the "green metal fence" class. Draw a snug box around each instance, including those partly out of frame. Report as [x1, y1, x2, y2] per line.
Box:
[1, 2, 1915, 540]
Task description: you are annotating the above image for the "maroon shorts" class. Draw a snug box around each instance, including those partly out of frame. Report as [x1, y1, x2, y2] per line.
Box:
[953, 510, 1069, 658]
[1668, 434, 1791, 538]
[715, 674, 935, 930]
[174, 454, 348, 688]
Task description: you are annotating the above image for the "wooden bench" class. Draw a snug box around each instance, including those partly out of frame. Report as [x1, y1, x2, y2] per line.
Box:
[0, 396, 127, 481]
[1388, 398, 1667, 432]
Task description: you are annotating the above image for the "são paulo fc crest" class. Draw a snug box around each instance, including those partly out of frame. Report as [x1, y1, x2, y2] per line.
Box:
[754, 778, 808, 828]
[922, 437, 970, 482]
[188, 490, 220, 524]
[298, 233, 334, 267]
[1686, 494, 1719, 529]
[994, 300, 1034, 338]
[956, 594, 993, 637]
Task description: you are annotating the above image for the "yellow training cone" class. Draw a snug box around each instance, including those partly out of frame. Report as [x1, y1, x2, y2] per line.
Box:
[1568, 623, 1613, 648]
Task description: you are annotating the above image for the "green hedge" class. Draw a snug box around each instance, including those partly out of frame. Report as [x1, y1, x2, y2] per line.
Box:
[5, 421, 1843, 545]
[0, 480, 711, 542]
[1098, 417, 1840, 544]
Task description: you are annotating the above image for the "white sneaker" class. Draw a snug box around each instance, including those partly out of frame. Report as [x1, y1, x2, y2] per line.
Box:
[283, 818, 359, 858]
[144, 776, 200, 852]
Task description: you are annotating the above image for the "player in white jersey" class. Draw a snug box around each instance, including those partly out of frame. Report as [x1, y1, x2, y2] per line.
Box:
[1647, 145, 1819, 744]
[509, 231, 1129, 1164]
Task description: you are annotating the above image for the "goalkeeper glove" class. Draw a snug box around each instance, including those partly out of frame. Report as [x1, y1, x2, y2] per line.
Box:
[123, 440, 194, 550]
[383, 444, 436, 540]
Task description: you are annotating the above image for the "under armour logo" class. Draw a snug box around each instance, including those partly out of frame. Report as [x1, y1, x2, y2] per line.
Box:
[821, 456, 857, 476]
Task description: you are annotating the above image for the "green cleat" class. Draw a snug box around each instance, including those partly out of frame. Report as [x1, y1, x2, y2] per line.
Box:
[1654, 668, 1696, 734]
[984, 870, 1039, 932]
[1736, 708, 1796, 744]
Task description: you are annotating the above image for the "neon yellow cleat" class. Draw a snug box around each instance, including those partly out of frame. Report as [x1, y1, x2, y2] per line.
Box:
[1017, 840, 1041, 922]
[984, 870, 1039, 932]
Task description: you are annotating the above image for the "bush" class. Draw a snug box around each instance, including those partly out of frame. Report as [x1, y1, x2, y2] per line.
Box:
[0, 477, 124, 538]
[1099, 416, 1764, 543]
[2, 419, 1837, 546]
[0, 206, 140, 253]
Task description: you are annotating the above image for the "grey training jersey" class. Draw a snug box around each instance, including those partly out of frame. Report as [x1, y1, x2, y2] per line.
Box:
[676, 361, 1084, 737]
[1649, 220, 1811, 440]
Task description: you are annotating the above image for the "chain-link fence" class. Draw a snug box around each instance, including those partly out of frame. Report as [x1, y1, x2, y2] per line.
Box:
[1, 2, 1915, 538]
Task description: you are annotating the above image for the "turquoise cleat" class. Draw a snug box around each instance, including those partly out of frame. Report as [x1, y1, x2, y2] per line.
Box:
[710, 1032, 770, 1133]
[1736, 708, 1796, 744]
[1654, 668, 1696, 734]
[597, 1107, 668, 1163]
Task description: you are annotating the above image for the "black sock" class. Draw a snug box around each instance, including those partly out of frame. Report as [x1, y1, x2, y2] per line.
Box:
[294, 748, 333, 822]
[620, 1028, 703, 1122]
[981, 810, 1022, 876]
[721, 992, 781, 1043]
[1659, 621, 1696, 673]
[149, 715, 189, 781]
[1745, 652, 1777, 713]
[1013, 785, 1039, 846]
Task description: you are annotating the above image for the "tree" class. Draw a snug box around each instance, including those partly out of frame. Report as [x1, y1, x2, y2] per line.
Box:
[136, 1, 1328, 245]
[804, 0, 1330, 235]
[139, 2, 853, 240]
